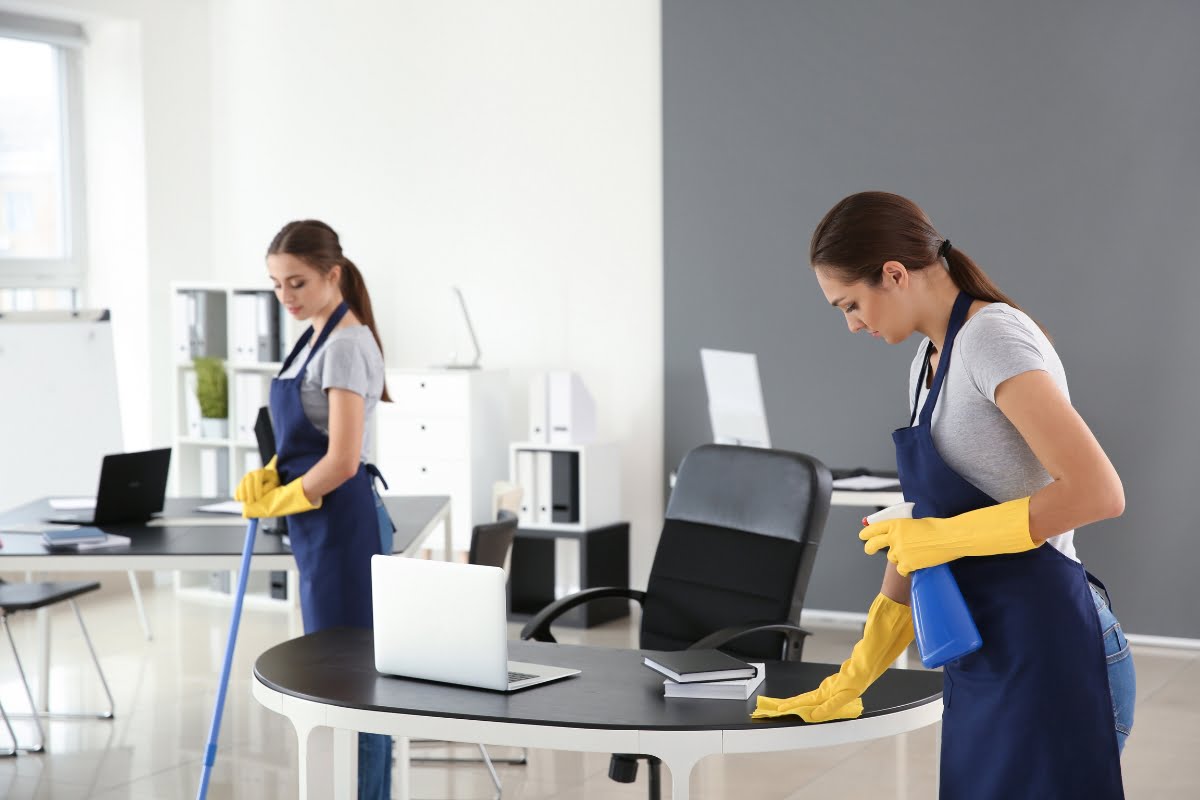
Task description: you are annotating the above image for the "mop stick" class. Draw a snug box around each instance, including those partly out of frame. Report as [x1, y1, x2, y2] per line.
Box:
[197, 517, 258, 800]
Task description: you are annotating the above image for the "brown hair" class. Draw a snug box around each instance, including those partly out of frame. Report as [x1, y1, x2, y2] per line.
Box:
[267, 220, 391, 401]
[810, 191, 1045, 333]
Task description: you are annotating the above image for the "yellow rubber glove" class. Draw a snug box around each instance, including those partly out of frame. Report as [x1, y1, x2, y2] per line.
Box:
[234, 456, 279, 504]
[859, 497, 1037, 576]
[242, 477, 321, 519]
[752, 593, 914, 723]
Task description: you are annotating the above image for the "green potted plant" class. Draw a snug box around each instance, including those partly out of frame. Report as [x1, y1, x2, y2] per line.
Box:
[193, 356, 229, 438]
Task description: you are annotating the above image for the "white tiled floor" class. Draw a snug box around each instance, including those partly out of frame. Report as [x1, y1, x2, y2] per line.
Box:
[0, 576, 1196, 799]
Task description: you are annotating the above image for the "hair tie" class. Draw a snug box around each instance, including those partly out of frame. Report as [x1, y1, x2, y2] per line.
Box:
[938, 239, 952, 259]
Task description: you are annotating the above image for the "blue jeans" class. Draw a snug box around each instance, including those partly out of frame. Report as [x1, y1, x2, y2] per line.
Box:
[1090, 584, 1135, 754]
[358, 733, 392, 799]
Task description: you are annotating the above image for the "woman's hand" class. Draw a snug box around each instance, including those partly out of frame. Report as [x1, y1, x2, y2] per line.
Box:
[859, 498, 1036, 575]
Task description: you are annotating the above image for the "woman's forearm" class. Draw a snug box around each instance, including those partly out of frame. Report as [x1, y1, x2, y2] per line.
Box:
[1028, 473, 1125, 543]
[880, 560, 912, 606]
[300, 452, 360, 501]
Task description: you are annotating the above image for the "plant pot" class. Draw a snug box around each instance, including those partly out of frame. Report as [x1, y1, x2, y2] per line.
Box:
[201, 418, 229, 439]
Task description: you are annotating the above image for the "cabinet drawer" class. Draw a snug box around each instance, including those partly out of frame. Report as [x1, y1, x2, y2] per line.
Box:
[388, 373, 468, 417]
[381, 416, 469, 459]
[381, 459, 470, 496]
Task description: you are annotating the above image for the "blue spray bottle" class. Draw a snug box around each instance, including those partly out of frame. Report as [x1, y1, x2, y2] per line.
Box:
[865, 503, 982, 668]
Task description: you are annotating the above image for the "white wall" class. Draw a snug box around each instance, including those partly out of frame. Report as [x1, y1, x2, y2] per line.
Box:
[15, 0, 664, 584]
[208, 1, 665, 583]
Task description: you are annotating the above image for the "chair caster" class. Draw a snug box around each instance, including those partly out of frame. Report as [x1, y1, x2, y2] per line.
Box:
[609, 753, 640, 783]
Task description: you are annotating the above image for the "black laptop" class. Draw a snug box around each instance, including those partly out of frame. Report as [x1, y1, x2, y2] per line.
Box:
[46, 448, 172, 525]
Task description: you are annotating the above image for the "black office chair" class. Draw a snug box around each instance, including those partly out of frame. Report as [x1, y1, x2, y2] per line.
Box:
[410, 510, 520, 799]
[520, 444, 831, 800]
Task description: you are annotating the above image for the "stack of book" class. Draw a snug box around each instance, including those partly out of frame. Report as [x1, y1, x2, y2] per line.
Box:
[643, 649, 767, 700]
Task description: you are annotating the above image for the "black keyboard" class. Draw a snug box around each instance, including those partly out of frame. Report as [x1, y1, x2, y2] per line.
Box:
[508, 671, 538, 683]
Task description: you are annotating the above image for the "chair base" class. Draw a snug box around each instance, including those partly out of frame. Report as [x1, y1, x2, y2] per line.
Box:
[609, 754, 662, 799]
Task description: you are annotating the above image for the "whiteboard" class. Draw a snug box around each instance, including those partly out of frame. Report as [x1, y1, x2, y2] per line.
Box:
[0, 311, 123, 510]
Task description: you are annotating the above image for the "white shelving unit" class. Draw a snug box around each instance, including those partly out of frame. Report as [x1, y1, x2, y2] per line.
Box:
[508, 441, 621, 533]
[170, 281, 297, 605]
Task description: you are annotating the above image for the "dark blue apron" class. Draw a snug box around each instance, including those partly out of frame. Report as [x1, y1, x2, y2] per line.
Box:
[272, 302, 382, 635]
[893, 292, 1123, 799]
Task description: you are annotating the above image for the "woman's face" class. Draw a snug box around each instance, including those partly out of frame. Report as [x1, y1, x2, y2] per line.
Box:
[814, 263, 911, 344]
[266, 254, 340, 321]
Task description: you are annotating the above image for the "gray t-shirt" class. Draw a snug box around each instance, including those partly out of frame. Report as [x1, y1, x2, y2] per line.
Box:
[908, 303, 1077, 561]
[279, 325, 384, 464]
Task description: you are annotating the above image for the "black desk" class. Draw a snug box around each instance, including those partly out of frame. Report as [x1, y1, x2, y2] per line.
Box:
[0, 495, 451, 570]
[0, 495, 451, 713]
[253, 628, 943, 800]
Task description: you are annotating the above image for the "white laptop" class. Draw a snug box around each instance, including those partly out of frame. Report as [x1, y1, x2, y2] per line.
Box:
[371, 555, 581, 692]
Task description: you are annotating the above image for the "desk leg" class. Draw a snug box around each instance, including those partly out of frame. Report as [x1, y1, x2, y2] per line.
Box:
[395, 736, 411, 800]
[288, 718, 314, 800]
[443, 505, 454, 560]
[333, 727, 358, 800]
[128, 571, 152, 641]
[640, 730, 717, 800]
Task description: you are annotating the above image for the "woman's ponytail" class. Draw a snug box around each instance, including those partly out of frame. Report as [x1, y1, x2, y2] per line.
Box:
[942, 244, 1049, 338]
[338, 257, 391, 402]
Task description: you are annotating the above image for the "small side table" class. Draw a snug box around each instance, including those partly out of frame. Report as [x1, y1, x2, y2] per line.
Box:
[507, 522, 630, 628]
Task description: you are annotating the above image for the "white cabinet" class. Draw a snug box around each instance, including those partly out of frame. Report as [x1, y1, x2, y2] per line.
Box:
[375, 369, 510, 554]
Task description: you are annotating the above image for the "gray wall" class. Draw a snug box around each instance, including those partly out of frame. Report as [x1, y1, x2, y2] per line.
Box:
[663, 1, 1200, 638]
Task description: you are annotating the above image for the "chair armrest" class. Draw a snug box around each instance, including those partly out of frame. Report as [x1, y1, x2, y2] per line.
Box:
[519, 587, 647, 643]
[688, 622, 812, 662]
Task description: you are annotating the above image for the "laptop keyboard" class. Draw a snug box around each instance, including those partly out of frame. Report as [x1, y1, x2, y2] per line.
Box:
[508, 671, 538, 683]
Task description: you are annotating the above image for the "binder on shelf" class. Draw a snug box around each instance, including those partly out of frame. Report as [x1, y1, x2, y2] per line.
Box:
[534, 451, 553, 525]
[183, 371, 202, 436]
[515, 449, 536, 525]
[231, 293, 259, 363]
[235, 373, 270, 442]
[188, 291, 227, 359]
[173, 292, 193, 361]
[256, 292, 281, 362]
[199, 447, 230, 498]
[547, 371, 596, 444]
[550, 451, 579, 523]
[528, 373, 549, 443]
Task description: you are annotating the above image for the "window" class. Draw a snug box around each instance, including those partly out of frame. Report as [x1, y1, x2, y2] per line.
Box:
[0, 13, 87, 308]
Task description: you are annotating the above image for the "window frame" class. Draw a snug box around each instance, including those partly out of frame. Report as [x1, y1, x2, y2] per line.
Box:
[0, 24, 88, 291]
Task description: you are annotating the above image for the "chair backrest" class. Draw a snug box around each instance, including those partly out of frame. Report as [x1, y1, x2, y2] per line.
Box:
[640, 444, 831, 661]
[468, 511, 519, 571]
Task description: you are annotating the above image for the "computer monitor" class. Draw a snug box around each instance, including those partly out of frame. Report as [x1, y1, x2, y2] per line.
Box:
[700, 348, 771, 448]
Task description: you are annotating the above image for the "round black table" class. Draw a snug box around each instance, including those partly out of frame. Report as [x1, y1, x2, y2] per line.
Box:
[253, 628, 943, 800]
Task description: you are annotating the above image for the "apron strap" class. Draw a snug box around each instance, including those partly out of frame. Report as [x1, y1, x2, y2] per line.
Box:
[1085, 570, 1114, 611]
[364, 463, 389, 492]
[918, 291, 975, 428]
[279, 326, 315, 375]
[279, 302, 352, 376]
[909, 342, 934, 428]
